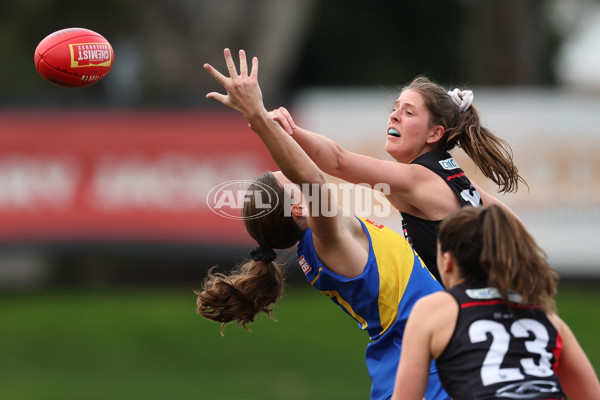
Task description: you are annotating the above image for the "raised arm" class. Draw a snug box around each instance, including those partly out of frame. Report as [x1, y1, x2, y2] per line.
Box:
[270, 106, 421, 194]
[271, 106, 468, 221]
[204, 49, 367, 277]
[204, 50, 319, 187]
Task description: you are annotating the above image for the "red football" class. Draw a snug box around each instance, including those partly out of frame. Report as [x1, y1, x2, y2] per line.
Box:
[34, 27, 114, 88]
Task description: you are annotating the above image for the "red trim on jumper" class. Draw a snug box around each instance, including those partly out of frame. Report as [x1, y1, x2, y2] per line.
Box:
[461, 299, 540, 309]
[552, 332, 563, 374]
[446, 172, 465, 181]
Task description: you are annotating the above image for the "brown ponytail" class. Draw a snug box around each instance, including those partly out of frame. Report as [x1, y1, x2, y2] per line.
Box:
[439, 205, 557, 312]
[196, 259, 284, 335]
[404, 77, 527, 193]
[195, 172, 304, 334]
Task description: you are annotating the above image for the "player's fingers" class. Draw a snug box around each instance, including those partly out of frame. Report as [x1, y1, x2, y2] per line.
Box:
[224, 48, 238, 77]
[278, 118, 293, 135]
[206, 92, 228, 105]
[203, 63, 228, 85]
[250, 56, 258, 80]
[270, 109, 292, 134]
[279, 107, 297, 130]
[239, 49, 248, 77]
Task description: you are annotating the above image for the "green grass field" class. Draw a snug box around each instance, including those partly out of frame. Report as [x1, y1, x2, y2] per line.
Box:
[0, 282, 598, 400]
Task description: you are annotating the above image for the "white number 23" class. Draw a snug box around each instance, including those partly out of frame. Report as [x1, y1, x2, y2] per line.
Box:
[469, 318, 555, 386]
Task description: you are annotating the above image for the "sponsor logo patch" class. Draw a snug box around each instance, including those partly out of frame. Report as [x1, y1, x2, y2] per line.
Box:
[439, 157, 459, 170]
[365, 219, 384, 229]
[70, 43, 112, 67]
[298, 255, 311, 275]
[466, 287, 523, 303]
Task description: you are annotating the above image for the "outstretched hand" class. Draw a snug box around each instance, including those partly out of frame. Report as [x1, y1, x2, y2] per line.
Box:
[204, 48, 265, 119]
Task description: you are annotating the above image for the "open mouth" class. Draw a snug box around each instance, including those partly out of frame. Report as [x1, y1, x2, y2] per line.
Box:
[387, 128, 400, 138]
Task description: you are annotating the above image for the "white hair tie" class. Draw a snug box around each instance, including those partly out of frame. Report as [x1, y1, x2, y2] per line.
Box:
[448, 88, 473, 113]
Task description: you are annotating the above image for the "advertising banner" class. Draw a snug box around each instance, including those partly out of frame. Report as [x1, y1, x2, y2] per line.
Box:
[0, 110, 277, 246]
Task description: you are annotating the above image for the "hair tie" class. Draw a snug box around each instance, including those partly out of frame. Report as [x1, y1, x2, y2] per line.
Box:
[250, 246, 277, 262]
[448, 88, 474, 113]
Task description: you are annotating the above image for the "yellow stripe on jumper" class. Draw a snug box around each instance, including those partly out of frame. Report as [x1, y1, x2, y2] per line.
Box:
[320, 290, 368, 330]
[359, 217, 414, 335]
[309, 268, 322, 286]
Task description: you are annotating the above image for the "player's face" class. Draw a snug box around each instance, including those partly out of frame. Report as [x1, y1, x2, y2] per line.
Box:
[385, 90, 439, 163]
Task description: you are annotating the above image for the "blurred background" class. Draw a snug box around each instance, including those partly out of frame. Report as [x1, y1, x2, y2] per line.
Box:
[1, 1, 599, 399]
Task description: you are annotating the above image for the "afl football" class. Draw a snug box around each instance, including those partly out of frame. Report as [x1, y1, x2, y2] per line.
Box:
[34, 27, 114, 88]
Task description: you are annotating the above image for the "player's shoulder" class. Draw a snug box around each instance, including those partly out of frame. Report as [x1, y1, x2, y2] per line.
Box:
[545, 311, 566, 337]
[408, 291, 459, 340]
[412, 291, 456, 315]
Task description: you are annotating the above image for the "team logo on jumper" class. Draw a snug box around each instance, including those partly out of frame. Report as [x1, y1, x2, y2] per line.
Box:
[439, 157, 459, 170]
[495, 380, 560, 398]
[207, 180, 279, 220]
[298, 256, 311, 275]
[69, 43, 112, 67]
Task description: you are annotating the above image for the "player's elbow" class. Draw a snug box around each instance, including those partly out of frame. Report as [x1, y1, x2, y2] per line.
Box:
[331, 143, 347, 173]
[311, 169, 327, 186]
